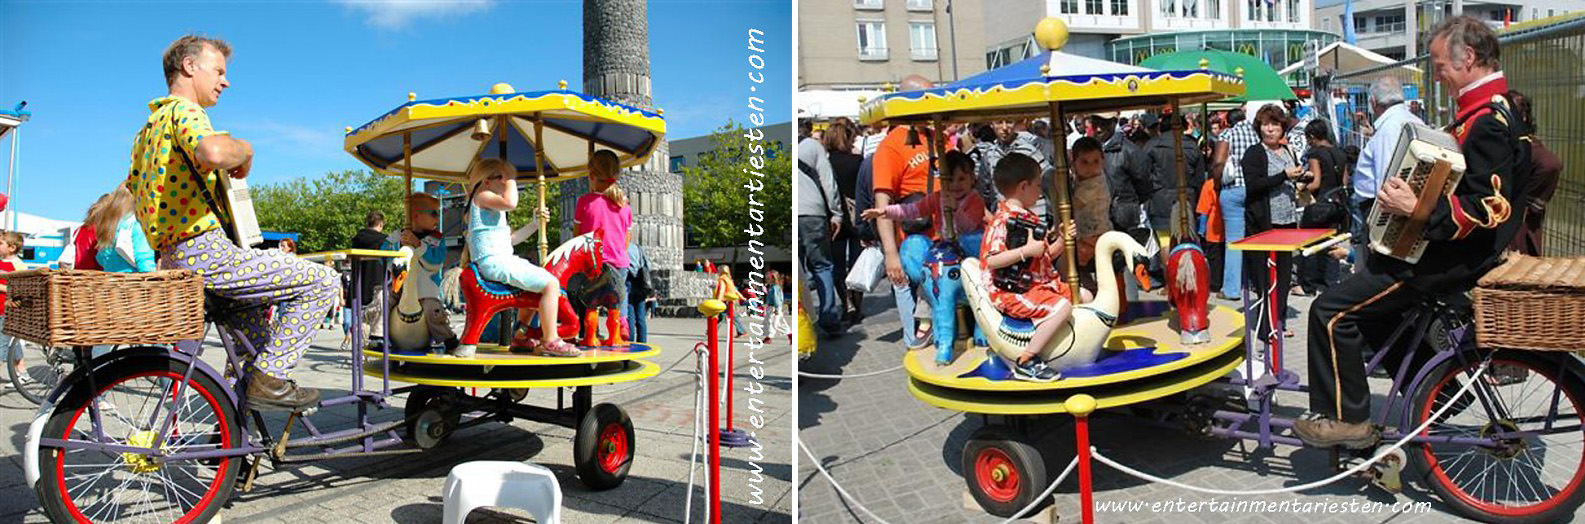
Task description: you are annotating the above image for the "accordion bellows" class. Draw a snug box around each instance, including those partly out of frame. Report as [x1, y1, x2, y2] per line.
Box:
[1368, 123, 1465, 263]
[1474, 255, 1585, 351]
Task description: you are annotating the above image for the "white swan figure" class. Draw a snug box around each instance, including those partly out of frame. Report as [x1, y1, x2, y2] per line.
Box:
[960, 230, 1150, 372]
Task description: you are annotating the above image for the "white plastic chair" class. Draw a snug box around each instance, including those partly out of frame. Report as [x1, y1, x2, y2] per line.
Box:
[442, 461, 563, 524]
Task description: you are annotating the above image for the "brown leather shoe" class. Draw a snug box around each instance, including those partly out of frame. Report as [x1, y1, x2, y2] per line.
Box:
[245, 371, 320, 411]
[1294, 415, 1380, 449]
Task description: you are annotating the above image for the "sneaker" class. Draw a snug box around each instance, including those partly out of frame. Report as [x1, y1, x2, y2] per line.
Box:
[1293, 414, 1380, 449]
[448, 344, 477, 359]
[13, 371, 32, 386]
[1010, 359, 1060, 382]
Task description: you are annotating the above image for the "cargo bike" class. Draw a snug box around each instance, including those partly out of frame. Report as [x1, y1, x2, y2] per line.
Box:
[859, 18, 1585, 523]
[18, 82, 670, 523]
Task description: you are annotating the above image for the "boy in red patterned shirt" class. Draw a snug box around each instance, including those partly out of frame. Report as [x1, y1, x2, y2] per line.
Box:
[981, 154, 1084, 381]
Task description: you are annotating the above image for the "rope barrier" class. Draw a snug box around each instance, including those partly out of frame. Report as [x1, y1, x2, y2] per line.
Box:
[798, 436, 1081, 524]
[796, 365, 905, 380]
[1090, 360, 1489, 496]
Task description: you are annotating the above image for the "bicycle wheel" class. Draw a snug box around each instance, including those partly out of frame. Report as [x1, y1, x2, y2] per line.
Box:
[1409, 350, 1585, 524]
[8, 339, 67, 405]
[36, 353, 242, 524]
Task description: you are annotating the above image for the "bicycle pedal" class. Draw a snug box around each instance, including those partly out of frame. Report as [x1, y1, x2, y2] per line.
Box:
[1370, 448, 1407, 494]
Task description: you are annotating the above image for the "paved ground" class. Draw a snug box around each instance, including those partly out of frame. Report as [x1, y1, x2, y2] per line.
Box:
[798, 287, 1527, 524]
[1, 315, 792, 524]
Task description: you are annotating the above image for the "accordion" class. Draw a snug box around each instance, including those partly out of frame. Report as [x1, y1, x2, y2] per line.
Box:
[1368, 123, 1466, 263]
[993, 213, 1046, 293]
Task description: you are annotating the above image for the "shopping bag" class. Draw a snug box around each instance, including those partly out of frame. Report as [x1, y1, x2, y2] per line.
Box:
[844, 246, 886, 293]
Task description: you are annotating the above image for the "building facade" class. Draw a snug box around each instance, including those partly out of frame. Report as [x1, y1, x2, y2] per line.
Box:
[798, 0, 987, 89]
[1312, 0, 1585, 60]
[982, 0, 1330, 73]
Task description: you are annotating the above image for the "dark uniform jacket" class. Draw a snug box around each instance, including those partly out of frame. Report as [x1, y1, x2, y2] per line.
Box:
[1374, 74, 1531, 290]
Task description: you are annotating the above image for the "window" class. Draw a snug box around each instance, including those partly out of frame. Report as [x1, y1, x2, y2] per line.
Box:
[1208, 0, 1219, 19]
[1287, 0, 1299, 23]
[1060, 0, 1078, 14]
[909, 22, 938, 60]
[1532, 8, 1537, 20]
[669, 156, 687, 173]
[1161, 0, 1176, 18]
[854, 0, 882, 9]
[857, 21, 887, 60]
[906, 0, 932, 11]
[1087, 0, 1103, 15]
[1247, 0, 1261, 21]
[1549, 9, 1555, 17]
[1183, 0, 1199, 18]
[1112, 0, 1129, 16]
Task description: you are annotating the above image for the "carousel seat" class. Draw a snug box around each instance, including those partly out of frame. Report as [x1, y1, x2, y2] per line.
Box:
[470, 263, 523, 296]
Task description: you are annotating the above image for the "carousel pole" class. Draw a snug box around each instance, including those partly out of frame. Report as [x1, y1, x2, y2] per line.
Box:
[534, 118, 550, 263]
[930, 118, 953, 240]
[1172, 100, 1190, 242]
[1046, 100, 1079, 296]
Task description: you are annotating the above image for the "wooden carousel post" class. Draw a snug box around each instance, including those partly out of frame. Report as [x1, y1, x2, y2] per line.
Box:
[1046, 101, 1080, 296]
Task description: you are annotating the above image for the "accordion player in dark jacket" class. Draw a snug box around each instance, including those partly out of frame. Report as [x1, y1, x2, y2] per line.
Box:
[1295, 16, 1532, 450]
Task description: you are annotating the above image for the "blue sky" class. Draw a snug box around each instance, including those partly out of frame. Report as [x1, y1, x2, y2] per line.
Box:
[0, 0, 792, 221]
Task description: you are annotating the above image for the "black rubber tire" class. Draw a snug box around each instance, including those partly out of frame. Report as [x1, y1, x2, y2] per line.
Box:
[37, 354, 242, 524]
[1407, 350, 1585, 524]
[574, 403, 634, 490]
[8, 339, 62, 405]
[404, 386, 458, 449]
[962, 426, 1048, 518]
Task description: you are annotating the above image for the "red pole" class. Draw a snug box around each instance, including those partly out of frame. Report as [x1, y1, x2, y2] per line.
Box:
[1069, 394, 1097, 524]
[725, 301, 736, 431]
[703, 302, 723, 524]
[1268, 251, 1280, 372]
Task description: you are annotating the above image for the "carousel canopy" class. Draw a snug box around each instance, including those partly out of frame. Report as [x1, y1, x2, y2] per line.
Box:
[344, 83, 666, 183]
[860, 18, 1244, 125]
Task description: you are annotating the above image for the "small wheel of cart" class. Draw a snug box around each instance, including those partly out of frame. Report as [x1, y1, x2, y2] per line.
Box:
[575, 402, 634, 490]
[963, 426, 1048, 518]
[405, 386, 460, 450]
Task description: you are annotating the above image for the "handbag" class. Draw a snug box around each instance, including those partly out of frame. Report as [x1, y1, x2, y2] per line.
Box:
[843, 246, 887, 293]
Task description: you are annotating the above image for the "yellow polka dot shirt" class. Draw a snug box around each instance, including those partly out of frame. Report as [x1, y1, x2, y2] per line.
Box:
[127, 96, 227, 250]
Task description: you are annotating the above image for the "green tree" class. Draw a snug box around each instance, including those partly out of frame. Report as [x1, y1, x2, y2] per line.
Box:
[254, 170, 406, 253]
[253, 169, 565, 257]
[681, 120, 792, 251]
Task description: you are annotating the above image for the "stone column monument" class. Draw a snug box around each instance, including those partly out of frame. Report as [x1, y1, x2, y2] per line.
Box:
[571, 0, 713, 311]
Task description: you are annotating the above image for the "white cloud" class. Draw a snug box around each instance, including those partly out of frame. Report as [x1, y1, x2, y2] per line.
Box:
[333, 0, 496, 30]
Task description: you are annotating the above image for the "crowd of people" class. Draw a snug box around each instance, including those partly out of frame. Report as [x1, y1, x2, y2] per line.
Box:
[798, 17, 1563, 390]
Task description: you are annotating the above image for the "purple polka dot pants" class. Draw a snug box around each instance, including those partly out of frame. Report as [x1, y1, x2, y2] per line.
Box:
[161, 229, 339, 379]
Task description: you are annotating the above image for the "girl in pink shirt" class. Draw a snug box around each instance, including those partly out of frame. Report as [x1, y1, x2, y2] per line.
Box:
[573, 150, 635, 340]
[859, 150, 987, 254]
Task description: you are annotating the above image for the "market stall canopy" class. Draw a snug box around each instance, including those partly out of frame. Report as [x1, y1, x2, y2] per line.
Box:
[798, 89, 884, 121]
[860, 18, 1244, 125]
[1278, 41, 1421, 79]
[344, 82, 666, 184]
[1142, 50, 1296, 102]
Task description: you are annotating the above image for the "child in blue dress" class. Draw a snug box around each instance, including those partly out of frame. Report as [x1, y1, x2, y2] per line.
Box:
[462, 158, 578, 357]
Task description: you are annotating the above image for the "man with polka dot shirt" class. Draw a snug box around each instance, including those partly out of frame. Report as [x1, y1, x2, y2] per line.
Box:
[126, 35, 337, 411]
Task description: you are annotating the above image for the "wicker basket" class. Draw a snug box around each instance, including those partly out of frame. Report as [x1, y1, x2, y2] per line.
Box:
[2, 269, 205, 346]
[1472, 255, 1585, 351]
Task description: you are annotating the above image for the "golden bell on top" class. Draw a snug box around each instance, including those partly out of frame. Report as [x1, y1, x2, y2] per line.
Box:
[1035, 18, 1069, 51]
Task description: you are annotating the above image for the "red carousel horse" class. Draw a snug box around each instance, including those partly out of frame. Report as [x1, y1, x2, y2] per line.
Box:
[455, 230, 608, 349]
